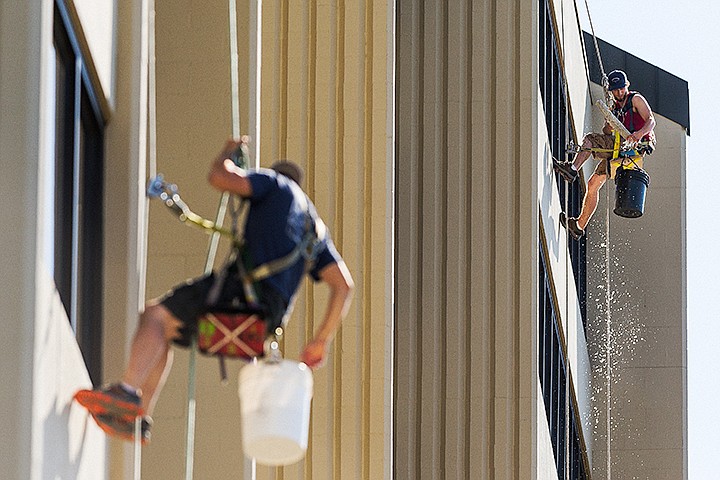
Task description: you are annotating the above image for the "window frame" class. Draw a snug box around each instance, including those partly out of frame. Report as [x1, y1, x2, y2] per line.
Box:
[539, 245, 590, 479]
[538, 0, 587, 329]
[52, 0, 106, 386]
[538, 0, 591, 477]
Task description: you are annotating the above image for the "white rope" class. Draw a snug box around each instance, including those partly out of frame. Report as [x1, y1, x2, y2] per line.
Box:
[148, 3, 157, 180]
[133, 416, 143, 479]
[582, 2, 614, 476]
[184, 335, 198, 480]
[184, 1, 243, 478]
[582, 0, 612, 105]
[560, 7, 571, 477]
[244, 2, 262, 477]
[604, 164, 612, 479]
[564, 188, 571, 480]
[134, 0, 156, 475]
[202, 0, 243, 273]
[583, 0, 606, 79]
[249, 0, 262, 168]
[228, 0, 241, 140]
[572, 0, 596, 106]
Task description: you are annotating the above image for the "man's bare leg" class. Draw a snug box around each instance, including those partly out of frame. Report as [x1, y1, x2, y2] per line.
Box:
[121, 302, 183, 413]
[572, 137, 594, 170]
[577, 173, 607, 230]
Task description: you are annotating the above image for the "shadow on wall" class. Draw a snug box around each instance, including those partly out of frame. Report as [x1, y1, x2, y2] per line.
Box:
[41, 400, 102, 479]
[35, 275, 107, 479]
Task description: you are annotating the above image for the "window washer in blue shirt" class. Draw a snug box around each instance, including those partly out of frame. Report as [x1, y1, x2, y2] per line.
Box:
[75, 138, 354, 443]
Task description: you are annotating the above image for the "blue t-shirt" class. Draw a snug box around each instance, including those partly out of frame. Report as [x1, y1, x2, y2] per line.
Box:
[245, 169, 341, 303]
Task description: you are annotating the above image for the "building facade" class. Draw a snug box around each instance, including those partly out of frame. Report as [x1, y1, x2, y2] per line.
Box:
[0, 0, 687, 479]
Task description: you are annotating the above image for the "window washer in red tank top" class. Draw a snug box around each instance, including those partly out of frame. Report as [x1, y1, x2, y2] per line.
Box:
[554, 69, 657, 240]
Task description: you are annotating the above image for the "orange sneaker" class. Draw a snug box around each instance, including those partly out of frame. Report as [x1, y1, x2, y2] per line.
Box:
[94, 413, 152, 444]
[74, 384, 143, 424]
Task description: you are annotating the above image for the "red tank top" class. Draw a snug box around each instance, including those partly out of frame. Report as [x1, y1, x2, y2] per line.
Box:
[613, 91, 648, 138]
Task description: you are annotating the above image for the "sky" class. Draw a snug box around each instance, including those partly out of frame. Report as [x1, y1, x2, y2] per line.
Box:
[577, 1, 720, 477]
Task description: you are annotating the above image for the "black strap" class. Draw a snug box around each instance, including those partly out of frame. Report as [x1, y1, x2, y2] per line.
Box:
[247, 212, 323, 282]
[227, 193, 323, 284]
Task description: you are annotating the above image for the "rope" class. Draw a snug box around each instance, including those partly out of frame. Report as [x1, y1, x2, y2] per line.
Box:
[144, 1, 252, 477]
[581, 0, 612, 105]
[184, 336, 197, 480]
[573, 0, 594, 104]
[584, 0, 605, 78]
[228, 0, 241, 140]
[133, 0, 156, 476]
[580, 6, 613, 477]
[564, 181, 571, 480]
[133, 416, 143, 479]
[604, 150, 613, 480]
[148, 2, 157, 180]
[141, 0, 249, 477]
[184, 0, 244, 478]
[580, 6, 614, 476]
[560, 7, 571, 477]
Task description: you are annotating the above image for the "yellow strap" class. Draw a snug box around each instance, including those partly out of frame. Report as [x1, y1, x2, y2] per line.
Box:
[612, 131, 621, 159]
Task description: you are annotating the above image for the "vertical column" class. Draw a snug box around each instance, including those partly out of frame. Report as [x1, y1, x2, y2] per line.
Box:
[258, 1, 393, 479]
[0, 1, 45, 478]
[395, 0, 537, 478]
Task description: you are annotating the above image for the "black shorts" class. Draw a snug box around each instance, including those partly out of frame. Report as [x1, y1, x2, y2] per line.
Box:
[160, 273, 288, 347]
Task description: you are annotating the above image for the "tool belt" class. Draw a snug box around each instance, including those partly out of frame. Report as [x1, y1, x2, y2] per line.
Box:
[197, 249, 268, 360]
[197, 308, 266, 359]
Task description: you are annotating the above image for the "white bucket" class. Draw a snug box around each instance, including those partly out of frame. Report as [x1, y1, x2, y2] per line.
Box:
[238, 359, 313, 466]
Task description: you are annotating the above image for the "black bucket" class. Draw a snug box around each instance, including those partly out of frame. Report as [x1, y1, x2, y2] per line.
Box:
[614, 167, 650, 218]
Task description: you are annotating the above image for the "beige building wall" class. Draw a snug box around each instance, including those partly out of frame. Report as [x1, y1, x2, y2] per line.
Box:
[136, 1, 393, 479]
[395, 0, 539, 478]
[0, 2, 44, 476]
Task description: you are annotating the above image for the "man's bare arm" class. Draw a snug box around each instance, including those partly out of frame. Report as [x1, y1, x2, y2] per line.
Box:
[629, 94, 656, 142]
[207, 139, 254, 197]
[300, 261, 354, 368]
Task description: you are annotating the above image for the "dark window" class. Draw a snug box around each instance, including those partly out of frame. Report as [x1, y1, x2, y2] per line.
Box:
[53, 1, 105, 385]
[538, 0, 590, 477]
[538, 0, 587, 329]
[539, 247, 589, 479]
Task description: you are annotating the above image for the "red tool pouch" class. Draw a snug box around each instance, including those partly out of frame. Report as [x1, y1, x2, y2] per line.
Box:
[197, 309, 266, 360]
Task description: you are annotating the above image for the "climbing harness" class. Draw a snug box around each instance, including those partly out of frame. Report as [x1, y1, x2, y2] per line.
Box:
[197, 245, 267, 361]
[566, 140, 653, 158]
[147, 168, 323, 356]
[147, 171, 325, 298]
[566, 138, 649, 178]
[148, 172, 324, 273]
